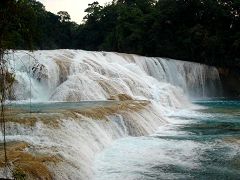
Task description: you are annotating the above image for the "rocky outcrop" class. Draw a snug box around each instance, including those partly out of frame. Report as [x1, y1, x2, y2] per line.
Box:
[218, 67, 240, 98]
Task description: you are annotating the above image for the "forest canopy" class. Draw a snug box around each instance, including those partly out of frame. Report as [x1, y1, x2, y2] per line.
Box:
[0, 0, 240, 68]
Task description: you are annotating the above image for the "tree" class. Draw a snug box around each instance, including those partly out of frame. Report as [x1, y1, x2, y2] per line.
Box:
[57, 11, 71, 22]
[83, 1, 103, 22]
[0, 0, 239, 68]
[0, 0, 37, 177]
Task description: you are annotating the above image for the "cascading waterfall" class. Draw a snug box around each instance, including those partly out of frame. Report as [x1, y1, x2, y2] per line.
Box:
[1, 50, 222, 179]
[8, 50, 221, 101]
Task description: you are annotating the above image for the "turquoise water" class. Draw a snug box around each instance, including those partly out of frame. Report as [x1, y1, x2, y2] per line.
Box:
[8, 101, 118, 113]
[95, 100, 240, 179]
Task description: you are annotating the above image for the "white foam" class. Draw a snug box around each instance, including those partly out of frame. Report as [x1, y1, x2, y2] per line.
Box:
[2, 50, 222, 179]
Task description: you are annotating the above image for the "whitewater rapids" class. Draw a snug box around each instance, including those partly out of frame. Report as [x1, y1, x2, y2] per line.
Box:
[1, 50, 222, 179]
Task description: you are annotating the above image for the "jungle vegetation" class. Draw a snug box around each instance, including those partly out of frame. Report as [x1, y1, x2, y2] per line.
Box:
[0, 0, 240, 68]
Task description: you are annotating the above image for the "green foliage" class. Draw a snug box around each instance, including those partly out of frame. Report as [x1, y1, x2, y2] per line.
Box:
[1, 0, 240, 68]
[78, 0, 240, 67]
[57, 11, 71, 22]
[0, 0, 77, 49]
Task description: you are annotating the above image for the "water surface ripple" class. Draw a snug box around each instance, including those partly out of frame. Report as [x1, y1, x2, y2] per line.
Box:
[94, 100, 240, 180]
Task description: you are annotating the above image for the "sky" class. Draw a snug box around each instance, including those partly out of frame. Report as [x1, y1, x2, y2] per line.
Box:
[38, 0, 111, 24]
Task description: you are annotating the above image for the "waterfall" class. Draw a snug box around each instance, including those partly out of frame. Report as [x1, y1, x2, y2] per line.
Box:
[1, 50, 222, 179]
[8, 50, 221, 101]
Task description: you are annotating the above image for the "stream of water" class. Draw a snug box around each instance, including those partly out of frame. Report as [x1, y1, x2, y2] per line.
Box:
[94, 100, 240, 180]
[1, 50, 236, 179]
